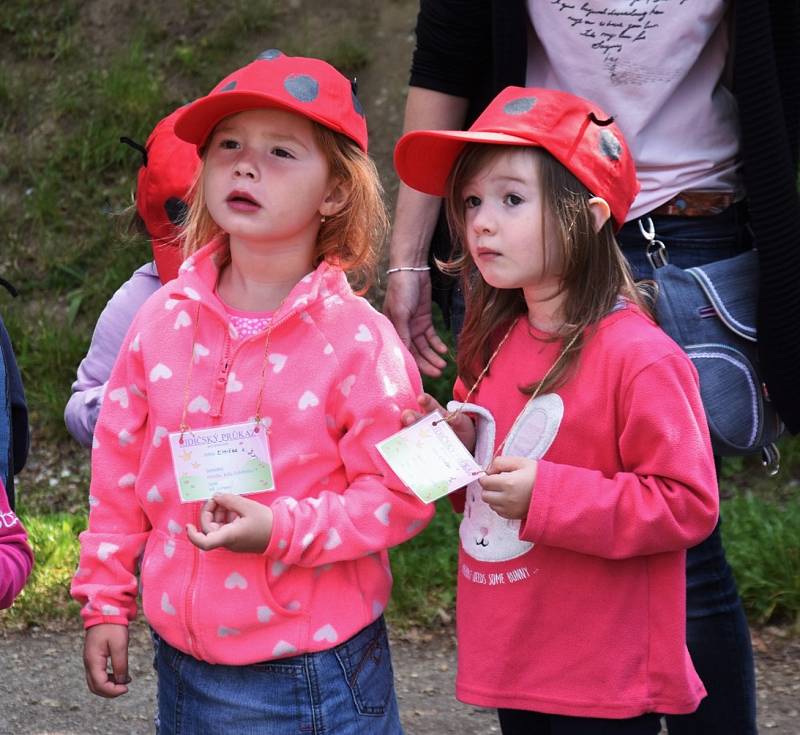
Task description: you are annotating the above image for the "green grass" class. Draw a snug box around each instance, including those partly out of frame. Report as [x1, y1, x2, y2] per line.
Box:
[722, 492, 800, 628]
[0, 511, 86, 629]
[387, 499, 460, 628]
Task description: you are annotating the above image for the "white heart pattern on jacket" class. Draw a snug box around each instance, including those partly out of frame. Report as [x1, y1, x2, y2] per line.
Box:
[313, 624, 338, 643]
[354, 324, 372, 342]
[188, 395, 210, 413]
[298, 391, 319, 410]
[97, 542, 119, 561]
[108, 387, 129, 409]
[174, 311, 191, 330]
[224, 572, 248, 590]
[268, 354, 287, 373]
[149, 363, 172, 382]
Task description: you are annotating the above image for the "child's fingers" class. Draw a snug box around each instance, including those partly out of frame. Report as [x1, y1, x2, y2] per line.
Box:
[84, 626, 129, 698]
[401, 408, 423, 426]
[210, 492, 258, 517]
[486, 456, 525, 475]
[187, 523, 230, 551]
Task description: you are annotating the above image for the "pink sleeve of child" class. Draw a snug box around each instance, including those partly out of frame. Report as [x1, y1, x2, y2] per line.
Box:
[0, 480, 34, 609]
[64, 263, 161, 448]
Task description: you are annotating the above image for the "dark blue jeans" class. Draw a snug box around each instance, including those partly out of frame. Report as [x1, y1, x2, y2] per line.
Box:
[618, 206, 757, 735]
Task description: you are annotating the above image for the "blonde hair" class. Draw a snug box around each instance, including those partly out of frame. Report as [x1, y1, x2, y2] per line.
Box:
[181, 120, 387, 291]
[443, 144, 652, 394]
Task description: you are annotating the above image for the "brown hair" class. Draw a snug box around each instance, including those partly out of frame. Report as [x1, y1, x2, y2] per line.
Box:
[181, 120, 388, 291]
[443, 144, 652, 395]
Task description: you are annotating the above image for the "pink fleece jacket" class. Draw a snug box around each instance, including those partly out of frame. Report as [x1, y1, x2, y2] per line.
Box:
[452, 305, 719, 718]
[71, 239, 433, 665]
[0, 479, 34, 609]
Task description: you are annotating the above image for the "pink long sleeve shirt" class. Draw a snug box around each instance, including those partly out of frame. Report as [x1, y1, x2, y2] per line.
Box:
[452, 305, 719, 718]
[71, 240, 433, 665]
[0, 479, 34, 609]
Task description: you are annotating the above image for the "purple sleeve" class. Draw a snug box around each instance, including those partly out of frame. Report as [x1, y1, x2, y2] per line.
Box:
[64, 263, 162, 447]
[0, 481, 33, 609]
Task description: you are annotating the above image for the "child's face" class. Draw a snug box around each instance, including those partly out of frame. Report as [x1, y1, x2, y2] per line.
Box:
[203, 108, 335, 254]
[461, 148, 562, 298]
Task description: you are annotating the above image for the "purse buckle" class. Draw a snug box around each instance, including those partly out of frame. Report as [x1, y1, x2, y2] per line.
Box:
[638, 217, 669, 269]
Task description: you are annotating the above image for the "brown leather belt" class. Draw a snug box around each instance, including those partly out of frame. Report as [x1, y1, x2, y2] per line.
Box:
[650, 190, 735, 217]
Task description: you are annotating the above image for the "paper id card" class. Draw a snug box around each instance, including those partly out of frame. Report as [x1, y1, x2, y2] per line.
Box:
[168, 421, 275, 503]
[376, 410, 484, 504]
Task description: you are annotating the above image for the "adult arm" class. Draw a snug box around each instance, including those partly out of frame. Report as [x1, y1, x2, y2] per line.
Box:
[734, 1, 800, 432]
[384, 87, 468, 376]
[64, 263, 161, 447]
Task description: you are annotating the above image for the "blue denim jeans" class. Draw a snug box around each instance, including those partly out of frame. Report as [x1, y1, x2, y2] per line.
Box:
[152, 616, 403, 735]
[618, 206, 757, 735]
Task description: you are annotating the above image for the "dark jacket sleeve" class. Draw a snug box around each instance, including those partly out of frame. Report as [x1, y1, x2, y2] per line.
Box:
[734, 0, 800, 433]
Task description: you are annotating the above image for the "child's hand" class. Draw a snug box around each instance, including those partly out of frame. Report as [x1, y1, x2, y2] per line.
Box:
[186, 493, 274, 553]
[84, 623, 130, 698]
[401, 393, 476, 452]
[479, 456, 538, 520]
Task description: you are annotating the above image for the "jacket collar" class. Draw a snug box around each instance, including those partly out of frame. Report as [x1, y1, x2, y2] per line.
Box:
[168, 238, 352, 326]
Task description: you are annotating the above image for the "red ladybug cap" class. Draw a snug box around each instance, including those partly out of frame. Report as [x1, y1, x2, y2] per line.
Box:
[174, 50, 368, 152]
[394, 87, 640, 230]
[135, 108, 200, 283]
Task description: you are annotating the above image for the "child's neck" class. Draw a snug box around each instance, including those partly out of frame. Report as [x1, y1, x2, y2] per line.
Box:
[523, 287, 567, 334]
[218, 238, 316, 312]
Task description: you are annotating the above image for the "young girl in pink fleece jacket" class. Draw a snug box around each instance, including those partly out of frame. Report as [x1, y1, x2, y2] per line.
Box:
[71, 51, 432, 734]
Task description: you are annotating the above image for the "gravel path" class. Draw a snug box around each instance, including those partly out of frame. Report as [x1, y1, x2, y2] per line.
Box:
[0, 622, 796, 734]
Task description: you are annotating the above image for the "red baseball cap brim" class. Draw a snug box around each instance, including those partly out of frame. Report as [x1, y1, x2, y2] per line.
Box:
[394, 130, 541, 198]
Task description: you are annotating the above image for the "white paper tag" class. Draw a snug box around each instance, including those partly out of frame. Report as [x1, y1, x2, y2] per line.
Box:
[168, 421, 275, 503]
[376, 410, 484, 504]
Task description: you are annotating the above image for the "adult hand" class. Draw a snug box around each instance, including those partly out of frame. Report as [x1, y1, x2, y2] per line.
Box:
[401, 393, 476, 453]
[186, 493, 274, 554]
[84, 623, 130, 698]
[383, 271, 448, 377]
[479, 456, 538, 520]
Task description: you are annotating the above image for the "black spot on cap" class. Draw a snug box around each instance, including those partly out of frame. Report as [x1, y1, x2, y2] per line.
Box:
[352, 91, 364, 117]
[164, 197, 189, 226]
[221, 80, 237, 92]
[599, 130, 621, 161]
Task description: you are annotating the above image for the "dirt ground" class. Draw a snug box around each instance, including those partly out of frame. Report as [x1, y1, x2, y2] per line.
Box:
[0, 621, 797, 735]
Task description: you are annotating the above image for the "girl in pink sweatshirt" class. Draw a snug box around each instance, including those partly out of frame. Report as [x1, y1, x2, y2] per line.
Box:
[394, 88, 719, 734]
[0, 478, 33, 609]
[71, 51, 432, 734]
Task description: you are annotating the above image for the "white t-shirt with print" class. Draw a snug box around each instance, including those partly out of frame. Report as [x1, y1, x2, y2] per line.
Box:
[525, 0, 743, 220]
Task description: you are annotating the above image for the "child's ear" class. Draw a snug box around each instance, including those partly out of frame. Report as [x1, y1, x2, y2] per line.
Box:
[319, 178, 351, 218]
[587, 197, 611, 232]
